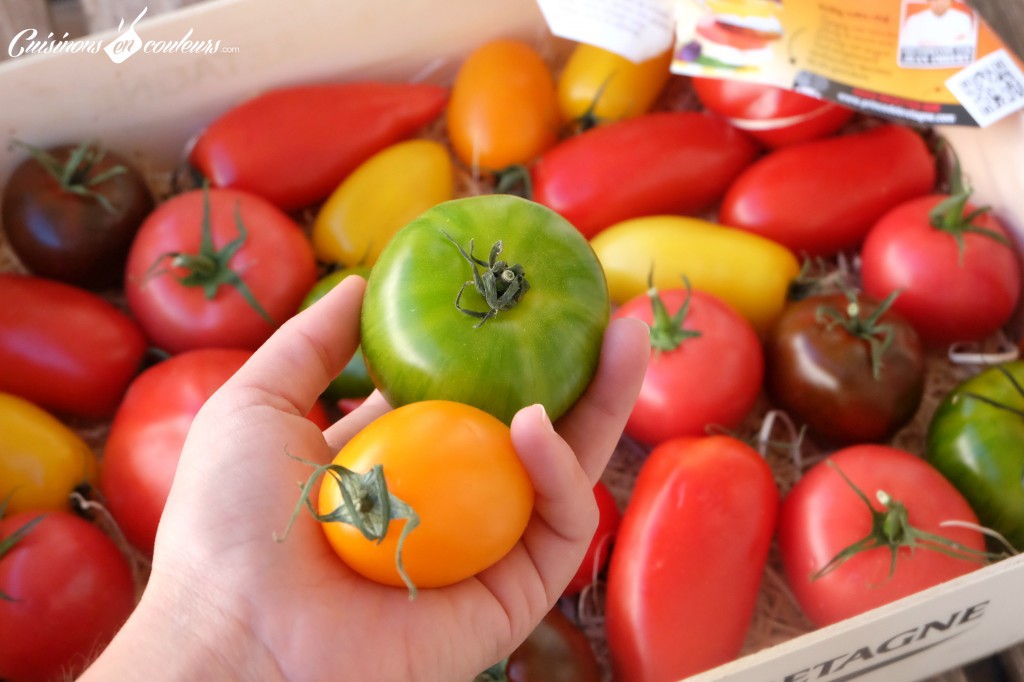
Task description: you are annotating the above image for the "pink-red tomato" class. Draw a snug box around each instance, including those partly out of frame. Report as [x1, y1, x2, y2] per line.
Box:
[563, 481, 621, 597]
[0, 511, 136, 682]
[860, 195, 1022, 347]
[692, 77, 855, 148]
[778, 445, 987, 627]
[124, 187, 317, 354]
[614, 286, 764, 446]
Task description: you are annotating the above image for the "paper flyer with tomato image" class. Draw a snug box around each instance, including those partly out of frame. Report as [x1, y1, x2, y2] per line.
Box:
[671, 0, 1024, 126]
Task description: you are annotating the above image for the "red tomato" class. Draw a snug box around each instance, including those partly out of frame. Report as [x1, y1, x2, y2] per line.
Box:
[190, 82, 448, 211]
[0, 511, 136, 682]
[531, 111, 759, 238]
[605, 435, 779, 682]
[563, 481, 621, 597]
[692, 77, 855, 148]
[778, 445, 987, 628]
[99, 348, 327, 555]
[719, 124, 936, 257]
[860, 194, 1022, 347]
[0, 273, 146, 419]
[124, 187, 317, 354]
[614, 285, 763, 446]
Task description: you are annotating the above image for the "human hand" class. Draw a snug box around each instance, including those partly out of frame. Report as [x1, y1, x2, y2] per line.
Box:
[81, 274, 648, 682]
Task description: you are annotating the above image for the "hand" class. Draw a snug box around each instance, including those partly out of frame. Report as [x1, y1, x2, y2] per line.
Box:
[81, 274, 649, 682]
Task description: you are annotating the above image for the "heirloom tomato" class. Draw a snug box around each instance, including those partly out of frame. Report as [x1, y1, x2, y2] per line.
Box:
[860, 193, 1021, 347]
[531, 111, 758, 238]
[779, 445, 987, 627]
[317, 401, 534, 592]
[124, 186, 317, 354]
[311, 139, 454, 268]
[0, 392, 97, 516]
[0, 273, 147, 419]
[0, 510, 136, 682]
[556, 43, 672, 129]
[614, 283, 763, 446]
[563, 480, 621, 597]
[360, 195, 608, 425]
[691, 77, 854, 148]
[447, 39, 559, 170]
[927, 361, 1024, 550]
[605, 435, 778, 682]
[765, 290, 926, 445]
[189, 81, 448, 211]
[1, 140, 154, 290]
[719, 124, 936, 257]
[496, 606, 602, 682]
[590, 215, 800, 335]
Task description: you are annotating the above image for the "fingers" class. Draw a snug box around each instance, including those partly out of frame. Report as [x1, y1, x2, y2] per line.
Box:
[556, 316, 650, 483]
[322, 391, 392, 454]
[222, 275, 366, 418]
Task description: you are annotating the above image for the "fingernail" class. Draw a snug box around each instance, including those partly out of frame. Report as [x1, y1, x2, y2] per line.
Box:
[535, 403, 555, 432]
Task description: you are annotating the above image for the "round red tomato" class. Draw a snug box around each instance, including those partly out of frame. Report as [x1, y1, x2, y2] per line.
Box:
[778, 445, 987, 627]
[100, 348, 330, 556]
[692, 77, 854, 148]
[563, 480, 621, 597]
[124, 186, 317, 354]
[614, 285, 763, 446]
[860, 194, 1022, 347]
[0, 511, 136, 682]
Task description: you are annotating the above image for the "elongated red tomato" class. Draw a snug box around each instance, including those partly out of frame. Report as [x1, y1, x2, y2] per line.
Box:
[531, 111, 758, 238]
[0, 273, 146, 419]
[563, 481, 621, 597]
[605, 435, 778, 682]
[719, 124, 936, 257]
[190, 82, 448, 211]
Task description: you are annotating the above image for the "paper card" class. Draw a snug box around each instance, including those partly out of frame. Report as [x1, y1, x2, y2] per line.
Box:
[535, 0, 675, 63]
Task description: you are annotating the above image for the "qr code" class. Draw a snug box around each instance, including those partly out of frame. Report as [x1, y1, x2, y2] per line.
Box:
[946, 49, 1024, 127]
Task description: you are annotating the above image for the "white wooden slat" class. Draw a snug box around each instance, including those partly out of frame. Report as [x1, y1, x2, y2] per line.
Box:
[78, 0, 203, 34]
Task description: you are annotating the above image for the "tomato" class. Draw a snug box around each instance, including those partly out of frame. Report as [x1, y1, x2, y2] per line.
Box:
[590, 216, 800, 335]
[189, 81, 448, 211]
[0, 393, 97, 516]
[502, 606, 602, 682]
[360, 195, 608, 425]
[317, 400, 534, 591]
[765, 291, 925, 446]
[556, 44, 672, 129]
[563, 481, 621, 597]
[447, 39, 560, 171]
[860, 194, 1021, 347]
[927, 361, 1024, 551]
[605, 435, 779, 681]
[311, 139, 454, 268]
[778, 445, 987, 627]
[124, 186, 317, 354]
[1, 140, 154, 290]
[691, 77, 855, 148]
[101, 348, 329, 554]
[300, 269, 375, 403]
[531, 111, 758, 238]
[0, 273, 147, 419]
[614, 284, 763, 446]
[0, 510, 136, 682]
[719, 124, 936, 257]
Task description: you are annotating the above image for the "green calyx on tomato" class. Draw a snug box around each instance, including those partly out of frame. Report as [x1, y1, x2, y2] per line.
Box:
[143, 183, 273, 325]
[0, 495, 43, 601]
[445, 232, 530, 327]
[278, 457, 421, 599]
[646, 274, 702, 352]
[812, 461, 994, 582]
[12, 139, 127, 214]
[814, 288, 900, 380]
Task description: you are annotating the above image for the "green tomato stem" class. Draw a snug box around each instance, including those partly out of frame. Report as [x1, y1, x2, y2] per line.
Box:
[645, 270, 701, 353]
[815, 289, 900, 381]
[443, 231, 530, 328]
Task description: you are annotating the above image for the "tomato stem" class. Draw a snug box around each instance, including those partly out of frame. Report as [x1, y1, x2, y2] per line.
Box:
[566, 71, 618, 135]
[493, 164, 533, 199]
[0, 494, 45, 601]
[646, 271, 701, 352]
[815, 289, 900, 380]
[473, 660, 509, 681]
[443, 231, 530, 328]
[12, 139, 127, 214]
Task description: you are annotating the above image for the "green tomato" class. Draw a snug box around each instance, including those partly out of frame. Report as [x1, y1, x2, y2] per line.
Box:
[301, 267, 375, 401]
[926, 360, 1024, 550]
[360, 194, 609, 424]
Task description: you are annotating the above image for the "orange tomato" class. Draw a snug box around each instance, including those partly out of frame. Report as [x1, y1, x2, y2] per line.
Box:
[446, 39, 560, 171]
[318, 400, 535, 591]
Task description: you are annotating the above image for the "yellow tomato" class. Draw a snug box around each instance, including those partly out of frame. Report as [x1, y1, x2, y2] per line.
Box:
[318, 400, 534, 593]
[591, 216, 801, 335]
[557, 44, 673, 127]
[0, 392, 97, 515]
[311, 139, 453, 267]
[447, 38, 560, 170]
